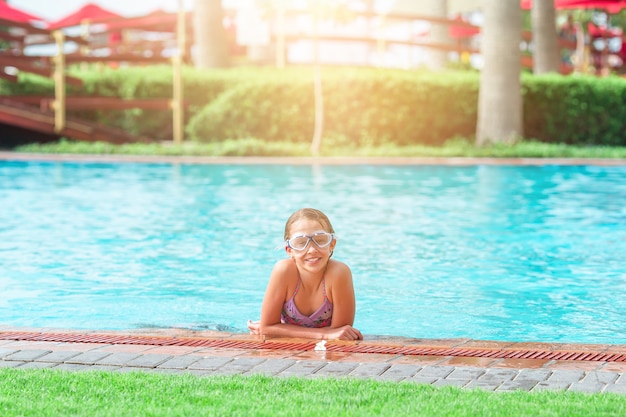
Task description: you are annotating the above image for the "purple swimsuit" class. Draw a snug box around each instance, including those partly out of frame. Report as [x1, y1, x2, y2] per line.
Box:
[281, 278, 333, 328]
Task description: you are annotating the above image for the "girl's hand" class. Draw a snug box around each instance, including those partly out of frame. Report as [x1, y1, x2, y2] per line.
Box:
[247, 320, 260, 335]
[327, 325, 363, 341]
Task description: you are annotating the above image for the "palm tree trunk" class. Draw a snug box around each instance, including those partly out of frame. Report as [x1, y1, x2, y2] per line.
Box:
[476, 0, 523, 146]
[193, 0, 230, 68]
[423, 0, 449, 70]
[310, 12, 323, 155]
[532, 0, 560, 74]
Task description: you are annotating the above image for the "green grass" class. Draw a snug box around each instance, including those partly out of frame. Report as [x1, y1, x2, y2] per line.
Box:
[11, 138, 626, 158]
[1, 369, 625, 417]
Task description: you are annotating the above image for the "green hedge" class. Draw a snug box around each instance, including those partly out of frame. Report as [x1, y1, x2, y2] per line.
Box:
[186, 68, 626, 147]
[523, 74, 626, 146]
[2, 66, 626, 147]
[186, 68, 479, 146]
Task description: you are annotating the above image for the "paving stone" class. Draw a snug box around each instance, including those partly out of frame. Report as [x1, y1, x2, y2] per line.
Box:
[568, 381, 605, 393]
[314, 361, 358, 378]
[66, 351, 112, 365]
[547, 369, 584, 384]
[0, 360, 25, 368]
[349, 363, 391, 378]
[96, 353, 142, 366]
[144, 368, 184, 375]
[497, 379, 538, 392]
[582, 371, 619, 385]
[278, 360, 327, 378]
[35, 351, 81, 363]
[615, 374, 626, 385]
[188, 356, 233, 371]
[53, 363, 96, 372]
[515, 368, 552, 383]
[17, 361, 58, 369]
[125, 354, 173, 369]
[446, 367, 486, 380]
[5, 350, 51, 361]
[245, 359, 297, 376]
[409, 376, 439, 385]
[478, 368, 519, 383]
[377, 364, 421, 381]
[466, 379, 502, 391]
[604, 384, 626, 394]
[209, 358, 269, 376]
[415, 365, 454, 379]
[77, 365, 122, 372]
[465, 369, 518, 391]
[433, 379, 470, 388]
[157, 355, 202, 370]
[532, 381, 571, 392]
[0, 349, 17, 359]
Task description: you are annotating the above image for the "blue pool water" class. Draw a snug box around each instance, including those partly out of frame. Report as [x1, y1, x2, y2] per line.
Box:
[2, 160, 626, 344]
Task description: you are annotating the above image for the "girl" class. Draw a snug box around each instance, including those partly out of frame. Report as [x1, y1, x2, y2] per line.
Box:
[248, 208, 362, 340]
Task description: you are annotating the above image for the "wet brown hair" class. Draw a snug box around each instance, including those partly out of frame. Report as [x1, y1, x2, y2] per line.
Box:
[283, 208, 335, 240]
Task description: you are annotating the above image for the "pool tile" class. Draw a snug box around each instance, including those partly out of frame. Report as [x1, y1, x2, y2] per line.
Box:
[546, 360, 603, 371]
[458, 340, 515, 349]
[555, 343, 611, 352]
[97, 344, 158, 354]
[440, 356, 500, 368]
[491, 358, 551, 369]
[390, 355, 449, 366]
[237, 350, 294, 359]
[605, 345, 626, 354]
[0, 341, 65, 350]
[330, 352, 399, 363]
[143, 346, 204, 355]
[48, 342, 108, 351]
[192, 348, 247, 357]
[598, 362, 626, 373]
[288, 351, 330, 360]
[505, 342, 563, 351]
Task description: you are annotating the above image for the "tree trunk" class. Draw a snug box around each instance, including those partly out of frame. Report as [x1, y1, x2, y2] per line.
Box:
[423, 0, 449, 70]
[193, 0, 230, 68]
[476, 0, 523, 146]
[310, 12, 323, 155]
[532, 0, 560, 74]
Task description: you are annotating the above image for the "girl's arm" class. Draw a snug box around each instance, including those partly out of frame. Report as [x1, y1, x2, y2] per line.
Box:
[326, 260, 357, 329]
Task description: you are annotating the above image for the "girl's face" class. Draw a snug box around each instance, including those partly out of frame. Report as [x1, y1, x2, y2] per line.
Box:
[285, 218, 336, 274]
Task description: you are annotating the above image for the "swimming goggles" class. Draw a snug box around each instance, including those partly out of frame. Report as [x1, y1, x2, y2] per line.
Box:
[286, 232, 334, 251]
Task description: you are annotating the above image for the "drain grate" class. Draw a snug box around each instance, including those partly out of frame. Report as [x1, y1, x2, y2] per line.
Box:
[1, 331, 625, 363]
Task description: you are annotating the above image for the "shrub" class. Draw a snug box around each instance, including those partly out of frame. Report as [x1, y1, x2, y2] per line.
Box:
[3, 65, 626, 147]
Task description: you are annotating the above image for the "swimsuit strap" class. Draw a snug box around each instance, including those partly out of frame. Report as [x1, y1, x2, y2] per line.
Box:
[291, 278, 301, 298]
[291, 276, 327, 299]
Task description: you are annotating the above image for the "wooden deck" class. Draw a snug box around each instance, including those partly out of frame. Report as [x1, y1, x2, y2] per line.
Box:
[0, 98, 150, 145]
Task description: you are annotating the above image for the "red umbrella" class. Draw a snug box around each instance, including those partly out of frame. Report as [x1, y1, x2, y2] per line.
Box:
[0, 2, 44, 23]
[448, 16, 480, 39]
[522, 0, 626, 13]
[47, 3, 122, 29]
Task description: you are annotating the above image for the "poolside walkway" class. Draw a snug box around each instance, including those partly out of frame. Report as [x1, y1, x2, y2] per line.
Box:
[2, 151, 626, 166]
[2, 326, 626, 394]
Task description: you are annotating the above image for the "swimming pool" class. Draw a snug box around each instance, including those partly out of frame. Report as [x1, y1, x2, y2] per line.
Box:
[2, 160, 625, 344]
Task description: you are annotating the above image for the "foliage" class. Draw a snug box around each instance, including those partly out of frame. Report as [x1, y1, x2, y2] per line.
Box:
[187, 67, 479, 147]
[3, 66, 626, 149]
[14, 138, 626, 158]
[523, 73, 626, 146]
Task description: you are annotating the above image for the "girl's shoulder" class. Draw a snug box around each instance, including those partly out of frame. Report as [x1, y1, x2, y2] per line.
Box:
[326, 259, 352, 279]
[272, 258, 298, 276]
